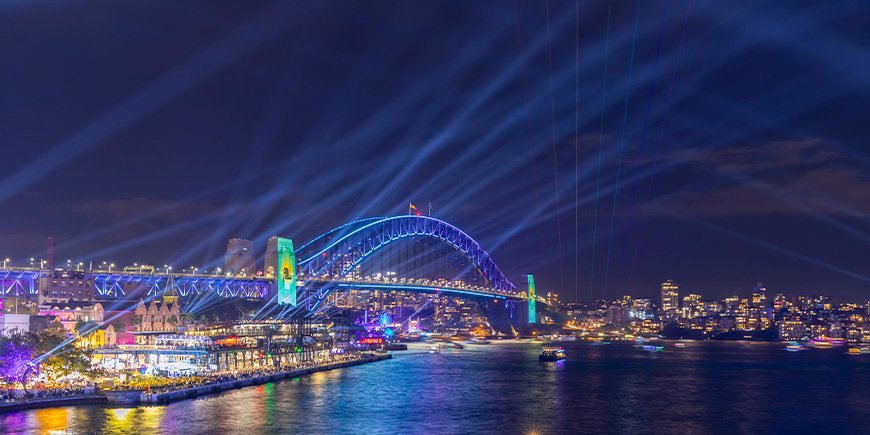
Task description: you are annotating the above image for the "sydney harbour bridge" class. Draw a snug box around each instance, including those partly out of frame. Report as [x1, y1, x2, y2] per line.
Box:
[1, 215, 538, 327]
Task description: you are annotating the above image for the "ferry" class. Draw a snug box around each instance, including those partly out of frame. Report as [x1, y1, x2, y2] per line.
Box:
[539, 345, 567, 362]
[847, 347, 870, 355]
[785, 341, 806, 352]
[806, 338, 844, 349]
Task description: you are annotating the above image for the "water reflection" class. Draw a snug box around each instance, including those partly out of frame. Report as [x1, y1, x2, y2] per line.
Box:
[2, 342, 869, 434]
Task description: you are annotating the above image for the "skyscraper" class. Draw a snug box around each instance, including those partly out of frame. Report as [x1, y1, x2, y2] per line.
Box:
[224, 238, 255, 277]
[661, 280, 679, 317]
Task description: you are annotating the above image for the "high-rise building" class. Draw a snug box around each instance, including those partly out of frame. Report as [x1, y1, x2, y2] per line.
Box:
[661, 280, 679, 317]
[225, 238, 255, 277]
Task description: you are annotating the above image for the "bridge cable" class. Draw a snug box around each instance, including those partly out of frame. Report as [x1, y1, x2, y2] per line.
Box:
[602, 0, 642, 296]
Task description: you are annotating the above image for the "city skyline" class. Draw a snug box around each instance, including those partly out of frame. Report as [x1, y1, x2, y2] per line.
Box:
[1, 1, 869, 301]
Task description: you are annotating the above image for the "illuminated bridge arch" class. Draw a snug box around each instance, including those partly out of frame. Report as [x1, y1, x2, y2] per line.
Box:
[297, 216, 516, 292]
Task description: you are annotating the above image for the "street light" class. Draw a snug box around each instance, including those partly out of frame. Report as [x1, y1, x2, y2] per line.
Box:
[3, 258, 9, 268]
[109, 263, 115, 273]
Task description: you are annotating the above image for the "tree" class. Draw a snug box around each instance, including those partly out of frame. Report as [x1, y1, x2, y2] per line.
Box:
[112, 320, 126, 334]
[0, 334, 36, 385]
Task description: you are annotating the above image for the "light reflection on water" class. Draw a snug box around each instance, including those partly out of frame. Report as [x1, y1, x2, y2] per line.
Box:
[2, 341, 869, 434]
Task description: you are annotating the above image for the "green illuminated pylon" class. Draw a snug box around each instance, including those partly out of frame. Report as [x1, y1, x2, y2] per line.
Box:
[527, 274, 536, 324]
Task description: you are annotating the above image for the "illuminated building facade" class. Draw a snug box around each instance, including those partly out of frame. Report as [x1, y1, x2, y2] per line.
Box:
[660, 280, 679, 318]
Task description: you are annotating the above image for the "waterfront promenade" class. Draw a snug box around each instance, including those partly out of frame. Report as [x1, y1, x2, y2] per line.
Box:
[0, 353, 390, 412]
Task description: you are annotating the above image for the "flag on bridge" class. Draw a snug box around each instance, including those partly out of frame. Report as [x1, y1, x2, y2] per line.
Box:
[408, 203, 421, 216]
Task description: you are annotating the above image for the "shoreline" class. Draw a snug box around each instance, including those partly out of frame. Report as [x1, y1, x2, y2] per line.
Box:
[0, 353, 391, 413]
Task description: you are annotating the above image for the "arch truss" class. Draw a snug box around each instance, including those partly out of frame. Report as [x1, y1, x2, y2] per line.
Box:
[298, 215, 515, 293]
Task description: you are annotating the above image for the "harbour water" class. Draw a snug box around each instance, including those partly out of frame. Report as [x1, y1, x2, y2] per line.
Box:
[2, 341, 869, 434]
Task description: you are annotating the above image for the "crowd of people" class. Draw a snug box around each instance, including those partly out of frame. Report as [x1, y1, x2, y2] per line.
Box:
[109, 351, 373, 395]
[1, 351, 375, 406]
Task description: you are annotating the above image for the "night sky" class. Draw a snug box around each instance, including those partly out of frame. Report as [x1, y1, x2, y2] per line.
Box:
[1, 1, 868, 302]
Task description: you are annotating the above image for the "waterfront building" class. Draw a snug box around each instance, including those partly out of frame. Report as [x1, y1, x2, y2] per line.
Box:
[660, 280, 679, 318]
[38, 301, 104, 332]
[77, 324, 116, 349]
[133, 299, 181, 333]
[779, 315, 808, 340]
[37, 270, 96, 304]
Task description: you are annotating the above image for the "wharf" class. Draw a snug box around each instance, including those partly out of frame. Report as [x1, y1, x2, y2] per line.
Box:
[110, 354, 391, 406]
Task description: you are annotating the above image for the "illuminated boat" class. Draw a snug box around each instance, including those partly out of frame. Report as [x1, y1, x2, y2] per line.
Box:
[847, 347, 870, 355]
[807, 338, 843, 349]
[589, 340, 611, 346]
[642, 345, 664, 352]
[539, 345, 566, 361]
[785, 341, 806, 352]
[468, 337, 491, 345]
[674, 342, 687, 348]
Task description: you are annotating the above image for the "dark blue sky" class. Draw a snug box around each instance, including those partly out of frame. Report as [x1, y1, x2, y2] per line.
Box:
[1, 1, 868, 301]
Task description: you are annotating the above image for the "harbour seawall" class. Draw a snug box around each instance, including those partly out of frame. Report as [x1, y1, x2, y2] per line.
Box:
[110, 354, 392, 406]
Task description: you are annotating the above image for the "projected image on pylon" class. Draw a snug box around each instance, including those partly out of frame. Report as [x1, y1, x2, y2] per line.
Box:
[277, 238, 297, 306]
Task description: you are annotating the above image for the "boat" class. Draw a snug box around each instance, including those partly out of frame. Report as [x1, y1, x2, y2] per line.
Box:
[785, 341, 806, 352]
[467, 338, 491, 345]
[429, 344, 441, 354]
[589, 340, 611, 346]
[642, 345, 664, 352]
[539, 345, 566, 362]
[847, 347, 870, 355]
[674, 342, 687, 348]
[383, 343, 408, 351]
[807, 340, 834, 349]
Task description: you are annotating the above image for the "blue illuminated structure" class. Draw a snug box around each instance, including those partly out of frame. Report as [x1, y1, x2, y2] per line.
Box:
[0, 216, 521, 310]
[91, 273, 270, 299]
[334, 283, 514, 300]
[298, 215, 516, 292]
[0, 270, 38, 296]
